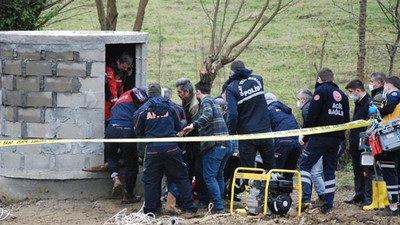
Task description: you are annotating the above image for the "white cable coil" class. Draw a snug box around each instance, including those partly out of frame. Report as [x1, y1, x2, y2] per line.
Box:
[0, 208, 15, 221]
[103, 208, 181, 225]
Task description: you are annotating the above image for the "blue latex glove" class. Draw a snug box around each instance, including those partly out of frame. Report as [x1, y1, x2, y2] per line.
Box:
[369, 105, 377, 115]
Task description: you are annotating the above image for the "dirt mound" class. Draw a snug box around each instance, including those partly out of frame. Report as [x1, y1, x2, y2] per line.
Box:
[2, 189, 400, 224]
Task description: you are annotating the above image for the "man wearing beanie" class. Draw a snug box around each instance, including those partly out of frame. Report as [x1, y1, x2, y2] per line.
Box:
[134, 82, 197, 215]
[224, 60, 276, 171]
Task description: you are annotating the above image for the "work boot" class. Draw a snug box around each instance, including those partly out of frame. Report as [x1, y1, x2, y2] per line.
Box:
[82, 163, 108, 172]
[299, 199, 312, 211]
[165, 192, 182, 214]
[312, 198, 324, 208]
[112, 176, 123, 196]
[122, 192, 142, 204]
[321, 205, 333, 214]
[378, 207, 399, 216]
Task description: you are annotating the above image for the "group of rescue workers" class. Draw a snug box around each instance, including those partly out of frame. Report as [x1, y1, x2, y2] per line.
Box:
[99, 51, 400, 216]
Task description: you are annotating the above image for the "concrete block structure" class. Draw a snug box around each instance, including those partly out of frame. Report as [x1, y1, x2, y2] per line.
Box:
[0, 31, 148, 201]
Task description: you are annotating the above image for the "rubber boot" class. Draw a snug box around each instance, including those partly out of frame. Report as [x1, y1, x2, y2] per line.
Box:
[363, 181, 390, 210]
[165, 192, 181, 214]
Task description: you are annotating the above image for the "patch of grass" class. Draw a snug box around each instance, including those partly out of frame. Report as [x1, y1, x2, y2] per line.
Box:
[44, 0, 398, 105]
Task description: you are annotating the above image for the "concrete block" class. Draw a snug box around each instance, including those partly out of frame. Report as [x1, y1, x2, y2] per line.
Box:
[44, 77, 73, 92]
[18, 108, 41, 123]
[89, 154, 104, 167]
[17, 50, 41, 60]
[3, 90, 23, 106]
[57, 62, 86, 77]
[90, 62, 105, 77]
[2, 106, 16, 122]
[4, 121, 21, 138]
[2, 152, 21, 169]
[46, 51, 74, 61]
[81, 143, 103, 155]
[55, 154, 85, 171]
[80, 49, 105, 62]
[78, 77, 103, 92]
[76, 108, 103, 123]
[45, 108, 74, 124]
[25, 122, 52, 138]
[1, 74, 14, 90]
[25, 154, 50, 170]
[41, 143, 72, 155]
[0, 58, 2, 74]
[26, 91, 52, 107]
[16, 76, 40, 91]
[0, 50, 14, 59]
[4, 60, 21, 75]
[57, 93, 85, 108]
[56, 123, 85, 138]
[26, 61, 52, 76]
[16, 144, 42, 154]
[83, 91, 103, 108]
[91, 122, 104, 138]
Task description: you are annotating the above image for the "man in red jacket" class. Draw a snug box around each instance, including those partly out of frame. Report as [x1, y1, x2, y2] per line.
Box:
[105, 52, 134, 121]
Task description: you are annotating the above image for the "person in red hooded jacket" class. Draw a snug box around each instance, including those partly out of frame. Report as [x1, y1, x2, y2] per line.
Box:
[105, 52, 134, 121]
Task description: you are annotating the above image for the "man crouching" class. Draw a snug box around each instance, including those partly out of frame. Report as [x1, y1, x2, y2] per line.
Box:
[134, 82, 197, 215]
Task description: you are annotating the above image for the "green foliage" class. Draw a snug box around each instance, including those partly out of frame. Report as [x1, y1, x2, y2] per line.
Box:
[0, 0, 60, 30]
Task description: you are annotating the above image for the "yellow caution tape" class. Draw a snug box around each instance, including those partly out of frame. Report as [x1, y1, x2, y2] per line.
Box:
[0, 119, 372, 147]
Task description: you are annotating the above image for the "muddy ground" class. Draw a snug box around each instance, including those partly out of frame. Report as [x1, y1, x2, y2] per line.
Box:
[1, 188, 400, 225]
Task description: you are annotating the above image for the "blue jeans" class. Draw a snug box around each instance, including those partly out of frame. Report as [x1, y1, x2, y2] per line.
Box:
[202, 145, 231, 210]
[310, 157, 325, 197]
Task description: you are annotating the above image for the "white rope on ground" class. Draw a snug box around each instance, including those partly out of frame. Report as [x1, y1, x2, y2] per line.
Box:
[0, 208, 15, 221]
[103, 208, 182, 225]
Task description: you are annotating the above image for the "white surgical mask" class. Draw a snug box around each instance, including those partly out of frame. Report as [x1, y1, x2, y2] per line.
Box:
[297, 101, 302, 108]
[368, 84, 374, 92]
[349, 94, 359, 102]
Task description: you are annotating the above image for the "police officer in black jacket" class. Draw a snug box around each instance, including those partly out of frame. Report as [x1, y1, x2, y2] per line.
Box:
[225, 61, 275, 170]
[299, 68, 350, 213]
[344, 79, 371, 205]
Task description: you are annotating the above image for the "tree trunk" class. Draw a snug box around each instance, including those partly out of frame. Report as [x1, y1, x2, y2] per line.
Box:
[357, 0, 367, 81]
[106, 0, 118, 30]
[95, 0, 107, 30]
[389, 31, 400, 77]
[133, 0, 149, 31]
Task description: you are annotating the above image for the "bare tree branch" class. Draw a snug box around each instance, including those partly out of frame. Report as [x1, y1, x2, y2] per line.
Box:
[43, 0, 65, 10]
[222, 0, 271, 59]
[57, 4, 93, 15]
[209, 0, 220, 57]
[218, 0, 229, 50]
[44, 11, 90, 26]
[230, 0, 282, 61]
[36, 0, 75, 29]
[215, 0, 244, 57]
[133, 0, 149, 31]
[331, 0, 358, 23]
[200, 0, 214, 25]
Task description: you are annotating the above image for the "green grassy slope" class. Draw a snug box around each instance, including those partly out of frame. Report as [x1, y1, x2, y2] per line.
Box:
[45, 0, 397, 111]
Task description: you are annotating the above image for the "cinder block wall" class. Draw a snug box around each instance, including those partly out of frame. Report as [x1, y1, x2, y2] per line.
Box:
[0, 45, 105, 177]
[0, 32, 148, 200]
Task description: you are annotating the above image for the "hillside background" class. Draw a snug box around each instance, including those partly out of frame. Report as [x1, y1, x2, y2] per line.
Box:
[44, 0, 397, 115]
